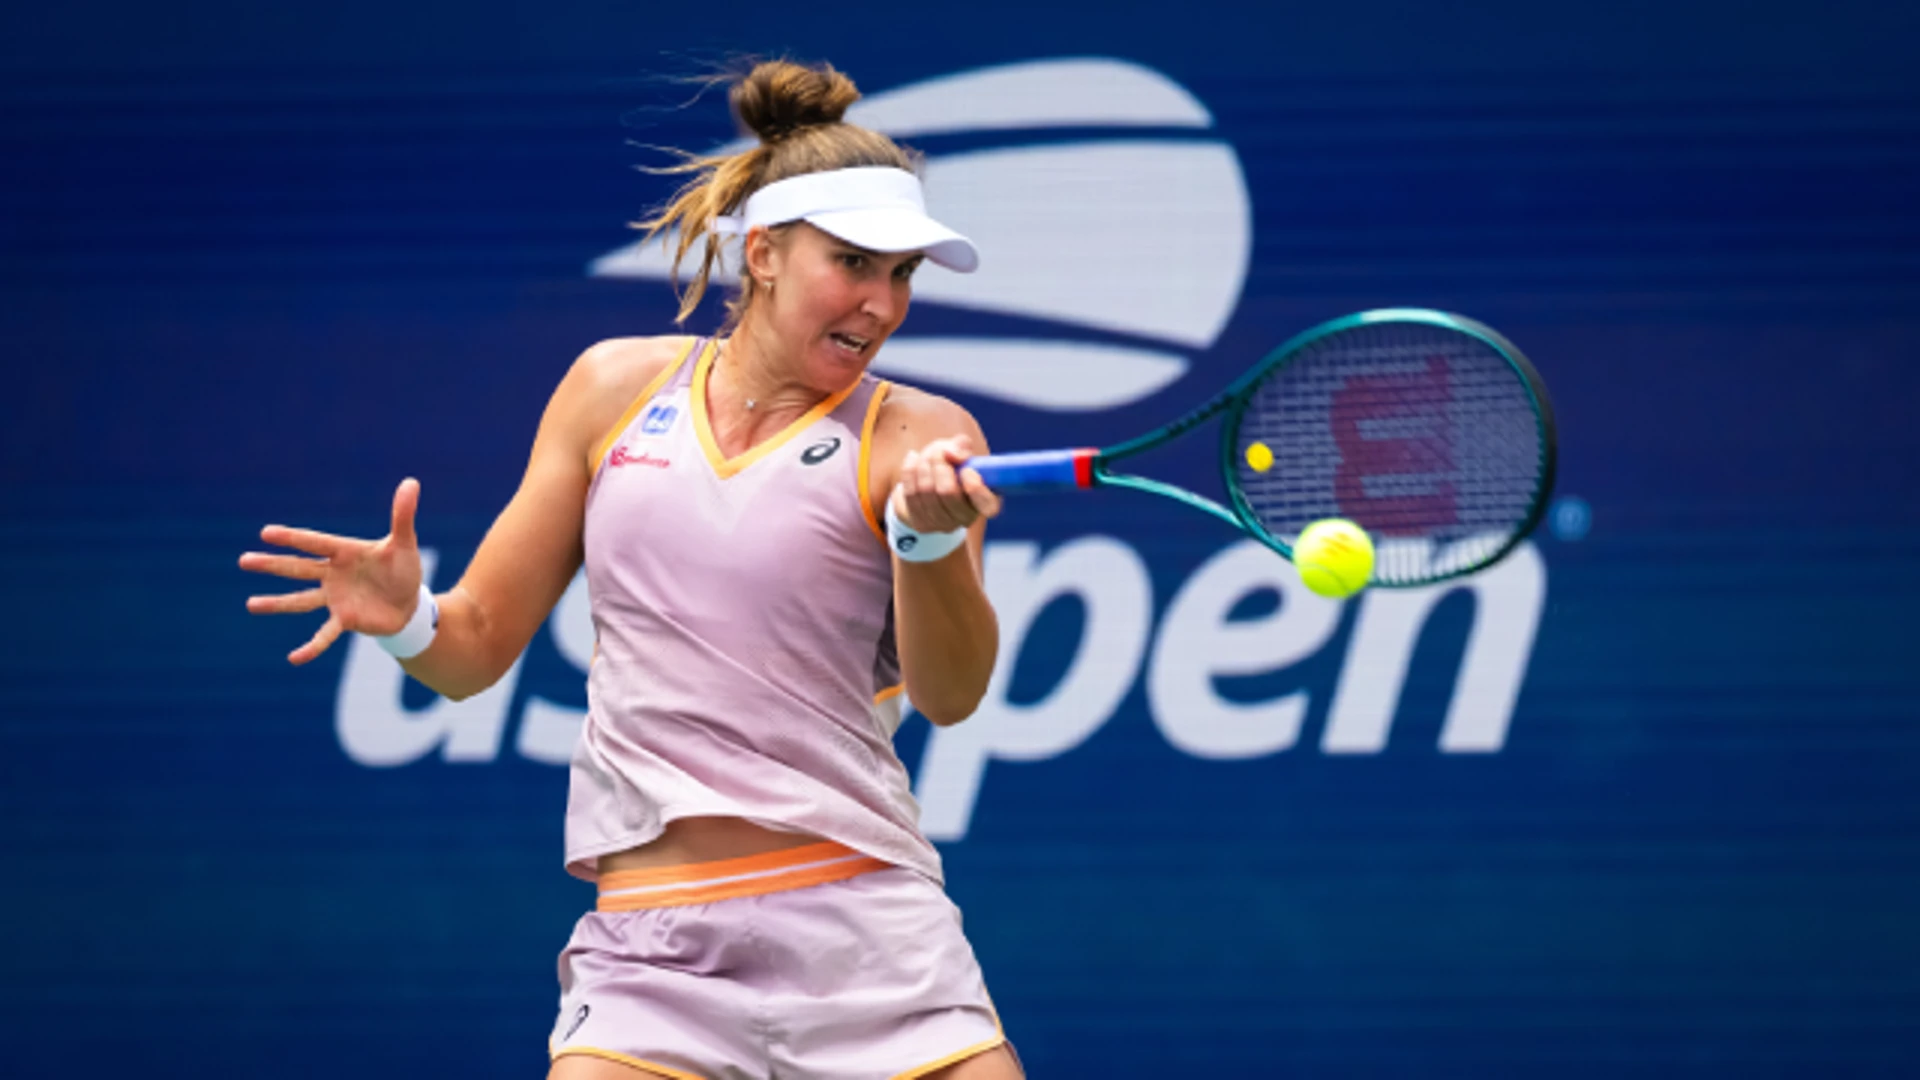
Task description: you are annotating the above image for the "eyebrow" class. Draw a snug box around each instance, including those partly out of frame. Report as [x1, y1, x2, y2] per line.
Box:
[835, 244, 924, 269]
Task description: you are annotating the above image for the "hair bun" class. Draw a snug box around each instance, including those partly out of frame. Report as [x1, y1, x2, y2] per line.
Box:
[731, 59, 860, 143]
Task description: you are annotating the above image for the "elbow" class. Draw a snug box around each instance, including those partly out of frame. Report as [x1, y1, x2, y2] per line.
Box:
[439, 681, 485, 703]
[918, 704, 977, 728]
[903, 618, 999, 727]
[439, 662, 513, 703]
[911, 683, 989, 728]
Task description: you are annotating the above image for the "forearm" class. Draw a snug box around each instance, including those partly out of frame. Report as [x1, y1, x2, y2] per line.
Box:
[396, 462, 588, 701]
[893, 547, 998, 726]
[397, 584, 524, 702]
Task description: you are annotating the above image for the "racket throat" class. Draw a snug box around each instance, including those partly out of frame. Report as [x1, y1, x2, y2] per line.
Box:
[1096, 471, 1242, 530]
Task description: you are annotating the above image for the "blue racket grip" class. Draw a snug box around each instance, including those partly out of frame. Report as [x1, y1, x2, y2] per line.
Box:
[963, 449, 1099, 495]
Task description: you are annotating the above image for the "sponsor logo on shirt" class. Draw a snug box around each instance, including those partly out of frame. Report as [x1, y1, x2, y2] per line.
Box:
[609, 445, 670, 469]
[639, 403, 678, 436]
[801, 437, 842, 465]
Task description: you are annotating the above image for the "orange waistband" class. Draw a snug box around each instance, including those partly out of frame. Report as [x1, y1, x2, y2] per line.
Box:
[595, 841, 891, 911]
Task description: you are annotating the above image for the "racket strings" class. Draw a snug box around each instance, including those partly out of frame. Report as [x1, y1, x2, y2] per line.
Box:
[1232, 322, 1548, 586]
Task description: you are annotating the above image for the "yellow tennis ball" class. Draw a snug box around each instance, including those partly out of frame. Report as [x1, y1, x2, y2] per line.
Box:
[1293, 518, 1375, 599]
[1245, 441, 1274, 472]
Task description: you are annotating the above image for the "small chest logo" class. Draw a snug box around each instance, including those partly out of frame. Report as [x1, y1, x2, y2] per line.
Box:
[609, 445, 671, 469]
[640, 403, 679, 436]
[800, 436, 842, 465]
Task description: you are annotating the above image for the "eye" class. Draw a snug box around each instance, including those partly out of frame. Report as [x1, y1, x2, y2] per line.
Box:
[838, 252, 869, 271]
[894, 259, 923, 280]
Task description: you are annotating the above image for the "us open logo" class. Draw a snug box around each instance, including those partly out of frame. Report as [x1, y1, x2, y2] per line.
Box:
[332, 59, 1547, 845]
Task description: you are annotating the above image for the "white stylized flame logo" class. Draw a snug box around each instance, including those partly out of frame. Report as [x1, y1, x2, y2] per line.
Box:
[589, 58, 1253, 412]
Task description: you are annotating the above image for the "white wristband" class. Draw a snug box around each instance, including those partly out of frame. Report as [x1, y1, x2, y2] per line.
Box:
[886, 497, 968, 564]
[373, 583, 439, 660]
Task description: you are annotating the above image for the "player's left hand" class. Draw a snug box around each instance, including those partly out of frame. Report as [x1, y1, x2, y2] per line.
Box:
[892, 435, 1003, 534]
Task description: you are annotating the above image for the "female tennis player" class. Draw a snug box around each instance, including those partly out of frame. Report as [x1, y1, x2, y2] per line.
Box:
[240, 59, 1021, 1080]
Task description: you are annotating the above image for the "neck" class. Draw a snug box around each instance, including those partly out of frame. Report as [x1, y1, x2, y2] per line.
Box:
[712, 322, 826, 419]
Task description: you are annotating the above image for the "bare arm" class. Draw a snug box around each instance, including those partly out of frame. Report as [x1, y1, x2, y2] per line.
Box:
[871, 388, 1002, 726]
[398, 379, 593, 698]
[242, 337, 681, 700]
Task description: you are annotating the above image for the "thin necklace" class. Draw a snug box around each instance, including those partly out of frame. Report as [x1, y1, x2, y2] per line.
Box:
[720, 339, 756, 410]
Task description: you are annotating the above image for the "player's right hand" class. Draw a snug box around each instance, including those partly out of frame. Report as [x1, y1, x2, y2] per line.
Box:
[239, 478, 426, 666]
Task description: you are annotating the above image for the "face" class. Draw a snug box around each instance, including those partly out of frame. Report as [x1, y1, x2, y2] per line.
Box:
[744, 222, 924, 390]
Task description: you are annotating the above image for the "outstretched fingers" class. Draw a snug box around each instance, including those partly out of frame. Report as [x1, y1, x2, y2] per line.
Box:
[260, 524, 351, 558]
[247, 587, 326, 615]
[288, 615, 343, 666]
[390, 478, 420, 549]
[238, 552, 325, 581]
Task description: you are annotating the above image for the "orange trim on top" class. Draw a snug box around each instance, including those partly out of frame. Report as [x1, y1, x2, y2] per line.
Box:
[873, 684, 904, 705]
[597, 855, 889, 911]
[690, 340, 863, 480]
[599, 840, 857, 891]
[858, 380, 893, 543]
[589, 337, 701, 477]
[595, 840, 890, 911]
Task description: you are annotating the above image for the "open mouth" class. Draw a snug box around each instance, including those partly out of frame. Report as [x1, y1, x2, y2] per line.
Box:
[828, 332, 871, 358]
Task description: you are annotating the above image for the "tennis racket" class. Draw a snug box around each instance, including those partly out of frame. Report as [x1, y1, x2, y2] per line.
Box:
[966, 309, 1558, 588]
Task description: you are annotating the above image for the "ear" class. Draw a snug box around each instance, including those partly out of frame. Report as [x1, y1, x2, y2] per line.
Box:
[743, 225, 781, 287]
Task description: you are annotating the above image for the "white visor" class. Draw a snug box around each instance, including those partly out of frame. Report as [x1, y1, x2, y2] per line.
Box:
[712, 167, 979, 273]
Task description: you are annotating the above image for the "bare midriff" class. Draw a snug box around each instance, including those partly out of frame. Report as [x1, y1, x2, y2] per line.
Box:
[597, 816, 824, 875]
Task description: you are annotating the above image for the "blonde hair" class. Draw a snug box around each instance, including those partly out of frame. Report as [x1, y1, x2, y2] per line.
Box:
[637, 59, 920, 327]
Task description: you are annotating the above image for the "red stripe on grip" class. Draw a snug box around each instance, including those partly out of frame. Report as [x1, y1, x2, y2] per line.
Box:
[1074, 449, 1096, 488]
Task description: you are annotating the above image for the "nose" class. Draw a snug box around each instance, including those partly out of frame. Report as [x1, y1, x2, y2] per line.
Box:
[859, 276, 900, 326]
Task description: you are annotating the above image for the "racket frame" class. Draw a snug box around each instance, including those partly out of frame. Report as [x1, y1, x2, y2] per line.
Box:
[1213, 309, 1558, 584]
[970, 309, 1559, 587]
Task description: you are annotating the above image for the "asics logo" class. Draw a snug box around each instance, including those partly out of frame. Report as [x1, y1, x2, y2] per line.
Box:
[800, 437, 841, 465]
[590, 58, 1252, 413]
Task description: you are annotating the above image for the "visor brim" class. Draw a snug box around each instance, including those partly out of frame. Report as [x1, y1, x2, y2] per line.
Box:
[802, 207, 980, 273]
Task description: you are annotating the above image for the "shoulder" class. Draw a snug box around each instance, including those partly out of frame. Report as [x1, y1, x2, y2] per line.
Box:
[867, 380, 990, 495]
[526, 335, 699, 471]
[565, 335, 697, 406]
[545, 335, 699, 448]
[872, 381, 986, 448]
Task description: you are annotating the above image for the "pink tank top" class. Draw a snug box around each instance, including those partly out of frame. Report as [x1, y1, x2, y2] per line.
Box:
[565, 337, 941, 884]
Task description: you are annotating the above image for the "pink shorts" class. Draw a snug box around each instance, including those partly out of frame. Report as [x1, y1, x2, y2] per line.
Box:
[549, 842, 1009, 1080]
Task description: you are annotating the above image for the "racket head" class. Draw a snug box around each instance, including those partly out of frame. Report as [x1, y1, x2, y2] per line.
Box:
[1221, 309, 1557, 588]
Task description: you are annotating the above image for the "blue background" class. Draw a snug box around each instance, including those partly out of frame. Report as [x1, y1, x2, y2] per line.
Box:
[4, 1, 1919, 1075]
